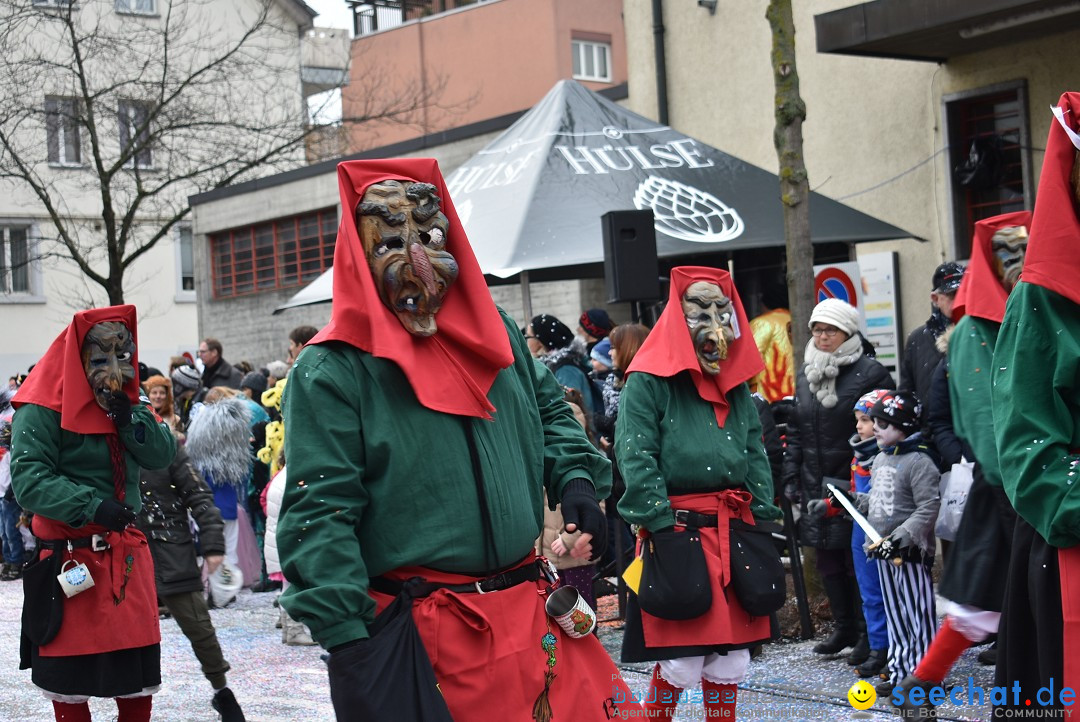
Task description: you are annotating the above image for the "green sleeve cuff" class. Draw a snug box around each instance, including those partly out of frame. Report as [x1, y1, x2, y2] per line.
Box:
[312, 618, 370, 651]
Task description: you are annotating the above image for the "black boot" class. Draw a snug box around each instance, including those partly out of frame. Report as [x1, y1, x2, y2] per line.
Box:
[845, 633, 870, 665]
[977, 642, 997, 666]
[814, 574, 859, 654]
[893, 674, 936, 719]
[856, 648, 888, 677]
[212, 687, 246, 722]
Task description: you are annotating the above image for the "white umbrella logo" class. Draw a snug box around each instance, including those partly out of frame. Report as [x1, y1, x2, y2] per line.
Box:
[633, 176, 745, 243]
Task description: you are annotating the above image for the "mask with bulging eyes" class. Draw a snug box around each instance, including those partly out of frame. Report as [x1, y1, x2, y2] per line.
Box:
[356, 180, 459, 337]
[990, 225, 1028, 293]
[82, 322, 135, 411]
[681, 281, 735, 375]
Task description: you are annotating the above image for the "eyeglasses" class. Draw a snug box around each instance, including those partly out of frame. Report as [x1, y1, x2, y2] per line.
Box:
[873, 417, 893, 431]
[811, 327, 841, 337]
[197, 348, 211, 355]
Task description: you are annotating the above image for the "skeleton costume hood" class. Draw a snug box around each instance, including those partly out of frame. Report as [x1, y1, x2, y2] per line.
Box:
[627, 266, 763, 427]
[952, 210, 1032, 324]
[308, 159, 514, 419]
[12, 305, 141, 434]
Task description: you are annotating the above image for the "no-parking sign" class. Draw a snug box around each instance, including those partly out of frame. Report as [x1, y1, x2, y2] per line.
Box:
[812, 262, 866, 332]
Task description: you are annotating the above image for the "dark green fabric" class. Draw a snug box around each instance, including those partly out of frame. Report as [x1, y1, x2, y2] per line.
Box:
[277, 309, 611, 649]
[948, 315, 1002, 487]
[615, 371, 781, 532]
[993, 282, 1080, 548]
[10, 403, 176, 526]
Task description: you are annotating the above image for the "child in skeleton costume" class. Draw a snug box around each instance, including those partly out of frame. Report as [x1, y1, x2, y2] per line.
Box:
[992, 92, 1080, 716]
[615, 267, 782, 720]
[276, 159, 634, 722]
[893, 211, 1030, 716]
[9, 306, 176, 722]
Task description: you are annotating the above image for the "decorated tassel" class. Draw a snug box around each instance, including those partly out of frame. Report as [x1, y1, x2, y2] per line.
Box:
[532, 670, 556, 722]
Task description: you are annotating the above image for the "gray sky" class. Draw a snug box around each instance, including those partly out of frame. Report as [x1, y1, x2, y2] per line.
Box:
[306, 0, 353, 33]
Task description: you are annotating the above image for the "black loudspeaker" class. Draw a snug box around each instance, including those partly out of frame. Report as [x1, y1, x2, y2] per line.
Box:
[602, 209, 660, 303]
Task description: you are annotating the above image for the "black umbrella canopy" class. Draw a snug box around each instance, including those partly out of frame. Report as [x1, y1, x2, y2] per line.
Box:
[445, 79, 915, 278]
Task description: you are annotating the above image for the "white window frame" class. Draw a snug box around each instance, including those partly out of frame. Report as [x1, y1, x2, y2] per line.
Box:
[175, 223, 196, 303]
[571, 39, 611, 83]
[0, 223, 44, 303]
[45, 96, 82, 167]
[33, 0, 74, 7]
[118, 99, 154, 170]
[115, 0, 156, 15]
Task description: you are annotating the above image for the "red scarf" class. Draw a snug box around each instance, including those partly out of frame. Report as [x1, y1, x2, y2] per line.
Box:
[309, 159, 514, 419]
[626, 266, 763, 427]
[951, 210, 1031, 324]
[12, 305, 141, 435]
[1024, 92, 1080, 307]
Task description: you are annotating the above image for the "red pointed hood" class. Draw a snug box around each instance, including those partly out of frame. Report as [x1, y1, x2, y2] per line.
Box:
[1023, 92, 1080, 305]
[13, 305, 141, 434]
[627, 266, 763, 427]
[309, 159, 514, 419]
[952, 210, 1032, 324]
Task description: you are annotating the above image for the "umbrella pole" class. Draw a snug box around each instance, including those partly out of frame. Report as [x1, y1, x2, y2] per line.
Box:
[520, 270, 533, 323]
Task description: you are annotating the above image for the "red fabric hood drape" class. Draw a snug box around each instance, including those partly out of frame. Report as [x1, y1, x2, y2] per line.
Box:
[952, 210, 1032, 324]
[12, 305, 141, 435]
[626, 266, 763, 427]
[309, 159, 514, 419]
[1023, 92, 1080, 307]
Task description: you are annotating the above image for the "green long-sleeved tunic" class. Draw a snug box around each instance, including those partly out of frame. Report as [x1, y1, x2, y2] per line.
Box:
[948, 315, 1002, 486]
[10, 404, 176, 525]
[992, 282, 1080, 548]
[615, 371, 781, 532]
[277, 310, 611, 649]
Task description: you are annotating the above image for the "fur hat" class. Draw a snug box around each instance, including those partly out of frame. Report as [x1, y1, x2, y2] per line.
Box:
[809, 298, 860, 337]
[590, 338, 613, 368]
[171, 365, 201, 392]
[530, 314, 573, 350]
[870, 390, 922, 433]
[240, 371, 268, 395]
[579, 309, 613, 338]
[185, 396, 253, 487]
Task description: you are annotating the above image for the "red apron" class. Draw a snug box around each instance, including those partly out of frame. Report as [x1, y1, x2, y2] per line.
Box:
[372, 554, 636, 722]
[640, 490, 771, 650]
[1059, 546, 1080, 696]
[32, 516, 160, 657]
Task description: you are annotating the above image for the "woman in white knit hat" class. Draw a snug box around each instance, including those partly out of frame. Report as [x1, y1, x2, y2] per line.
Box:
[781, 298, 893, 664]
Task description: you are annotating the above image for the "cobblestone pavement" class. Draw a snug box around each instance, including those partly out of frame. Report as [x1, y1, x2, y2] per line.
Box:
[0, 581, 995, 721]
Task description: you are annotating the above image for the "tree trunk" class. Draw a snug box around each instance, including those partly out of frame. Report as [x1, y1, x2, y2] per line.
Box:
[767, 0, 813, 355]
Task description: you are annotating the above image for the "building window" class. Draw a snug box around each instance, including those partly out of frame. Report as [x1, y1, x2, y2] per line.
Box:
[115, 0, 155, 13]
[33, 0, 74, 6]
[45, 97, 81, 166]
[177, 224, 195, 300]
[210, 208, 337, 299]
[572, 39, 611, 83]
[118, 100, 154, 169]
[945, 83, 1032, 259]
[0, 226, 31, 295]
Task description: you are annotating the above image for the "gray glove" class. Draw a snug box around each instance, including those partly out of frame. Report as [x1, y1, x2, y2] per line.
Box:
[805, 498, 829, 519]
[890, 526, 915, 549]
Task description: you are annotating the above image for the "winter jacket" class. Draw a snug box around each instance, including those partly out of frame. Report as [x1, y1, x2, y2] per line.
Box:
[752, 393, 783, 486]
[927, 356, 964, 470]
[263, 466, 286, 576]
[138, 444, 226, 596]
[899, 309, 950, 432]
[201, 358, 244, 390]
[783, 353, 893, 549]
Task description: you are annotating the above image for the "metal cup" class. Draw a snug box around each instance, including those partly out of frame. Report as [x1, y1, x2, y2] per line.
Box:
[545, 584, 596, 638]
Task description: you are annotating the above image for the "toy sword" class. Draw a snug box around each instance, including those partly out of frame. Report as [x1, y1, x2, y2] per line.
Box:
[824, 483, 903, 566]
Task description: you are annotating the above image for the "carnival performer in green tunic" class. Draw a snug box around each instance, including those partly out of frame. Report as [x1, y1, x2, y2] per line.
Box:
[616, 266, 782, 720]
[992, 91, 1080, 716]
[10, 305, 176, 722]
[276, 158, 635, 722]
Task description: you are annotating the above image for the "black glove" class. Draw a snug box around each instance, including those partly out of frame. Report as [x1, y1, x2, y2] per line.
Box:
[782, 481, 801, 505]
[560, 479, 607, 562]
[94, 498, 136, 531]
[106, 390, 132, 428]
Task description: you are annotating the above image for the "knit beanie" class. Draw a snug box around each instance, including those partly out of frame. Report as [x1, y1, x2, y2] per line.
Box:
[171, 365, 201, 392]
[869, 390, 922, 433]
[808, 298, 860, 337]
[854, 389, 889, 416]
[590, 338, 613, 368]
[241, 371, 268, 395]
[580, 308, 614, 339]
[530, 314, 574, 350]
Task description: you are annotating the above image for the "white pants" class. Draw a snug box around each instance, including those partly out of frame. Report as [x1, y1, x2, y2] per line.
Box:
[945, 601, 1000, 642]
[223, 519, 239, 567]
[42, 685, 160, 703]
[657, 649, 750, 688]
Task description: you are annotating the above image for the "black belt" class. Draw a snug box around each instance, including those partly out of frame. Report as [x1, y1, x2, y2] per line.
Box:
[369, 560, 545, 599]
[674, 509, 718, 528]
[37, 534, 110, 552]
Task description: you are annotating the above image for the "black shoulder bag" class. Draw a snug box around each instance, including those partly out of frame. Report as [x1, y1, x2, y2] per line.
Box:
[728, 519, 785, 617]
[637, 528, 712, 620]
